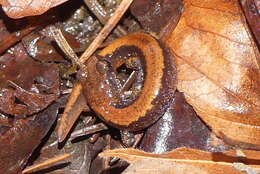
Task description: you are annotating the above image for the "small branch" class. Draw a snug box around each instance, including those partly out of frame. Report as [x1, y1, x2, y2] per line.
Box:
[70, 123, 108, 139]
[84, 0, 108, 24]
[43, 123, 107, 150]
[22, 153, 71, 174]
[50, 26, 84, 68]
[119, 71, 137, 93]
[84, 0, 127, 36]
[79, 0, 134, 64]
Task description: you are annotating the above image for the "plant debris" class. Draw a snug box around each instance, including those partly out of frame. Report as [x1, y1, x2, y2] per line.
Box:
[100, 148, 260, 174]
[0, 43, 59, 117]
[0, 0, 259, 173]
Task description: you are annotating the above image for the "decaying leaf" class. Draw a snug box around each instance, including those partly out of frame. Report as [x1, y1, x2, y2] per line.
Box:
[163, 0, 260, 148]
[100, 148, 260, 174]
[0, 43, 59, 117]
[0, 100, 60, 174]
[0, 18, 37, 55]
[122, 159, 259, 174]
[0, 0, 69, 18]
[130, 0, 183, 34]
[30, 115, 106, 174]
[22, 31, 66, 62]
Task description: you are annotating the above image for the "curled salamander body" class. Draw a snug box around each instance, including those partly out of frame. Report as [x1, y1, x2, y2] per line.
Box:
[81, 33, 177, 131]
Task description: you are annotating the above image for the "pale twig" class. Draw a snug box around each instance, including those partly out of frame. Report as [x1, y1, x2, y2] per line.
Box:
[22, 153, 71, 174]
[70, 123, 108, 139]
[79, 0, 134, 64]
[83, 0, 127, 36]
[43, 123, 108, 149]
[119, 71, 137, 93]
[50, 26, 84, 67]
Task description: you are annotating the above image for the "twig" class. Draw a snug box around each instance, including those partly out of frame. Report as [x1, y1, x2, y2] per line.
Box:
[83, 0, 127, 36]
[79, 0, 134, 64]
[70, 123, 108, 139]
[50, 26, 84, 67]
[84, 0, 109, 24]
[133, 133, 144, 148]
[22, 154, 71, 174]
[43, 123, 107, 150]
[119, 71, 137, 93]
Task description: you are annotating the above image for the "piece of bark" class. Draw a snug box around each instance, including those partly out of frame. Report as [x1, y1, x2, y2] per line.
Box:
[57, 82, 89, 142]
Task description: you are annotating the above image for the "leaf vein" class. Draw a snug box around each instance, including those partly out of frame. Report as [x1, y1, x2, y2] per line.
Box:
[190, 3, 240, 16]
[184, 19, 250, 47]
[173, 51, 259, 109]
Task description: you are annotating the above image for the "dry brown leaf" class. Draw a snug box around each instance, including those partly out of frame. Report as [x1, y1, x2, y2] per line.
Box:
[0, 0, 69, 18]
[100, 148, 260, 174]
[0, 100, 60, 174]
[162, 0, 260, 148]
[0, 43, 60, 117]
[122, 159, 258, 174]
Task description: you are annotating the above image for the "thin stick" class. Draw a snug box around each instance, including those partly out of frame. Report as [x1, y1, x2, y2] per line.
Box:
[43, 123, 107, 150]
[22, 153, 71, 174]
[50, 26, 84, 67]
[119, 71, 137, 93]
[83, 0, 127, 36]
[79, 0, 133, 64]
[84, 0, 109, 24]
[70, 123, 108, 138]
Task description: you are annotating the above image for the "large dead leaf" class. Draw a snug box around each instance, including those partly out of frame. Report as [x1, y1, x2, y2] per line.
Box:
[0, 0, 69, 18]
[163, 0, 260, 148]
[100, 148, 260, 174]
[122, 159, 258, 174]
